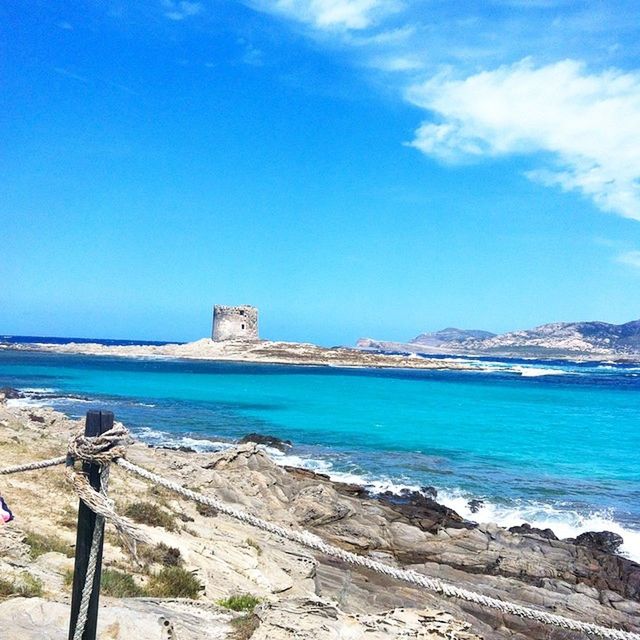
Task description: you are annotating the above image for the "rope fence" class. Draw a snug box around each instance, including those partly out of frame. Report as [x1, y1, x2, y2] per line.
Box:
[1, 415, 639, 640]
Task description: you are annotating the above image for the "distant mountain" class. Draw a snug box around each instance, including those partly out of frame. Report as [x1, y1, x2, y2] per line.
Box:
[356, 319, 640, 360]
[411, 328, 496, 347]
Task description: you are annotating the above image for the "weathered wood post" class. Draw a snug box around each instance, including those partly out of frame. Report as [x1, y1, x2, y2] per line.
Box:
[68, 410, 113, 640]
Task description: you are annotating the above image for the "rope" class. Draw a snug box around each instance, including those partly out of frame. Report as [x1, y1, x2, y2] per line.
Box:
[0, 456, 66, 474]
[116, 457, 640, 640]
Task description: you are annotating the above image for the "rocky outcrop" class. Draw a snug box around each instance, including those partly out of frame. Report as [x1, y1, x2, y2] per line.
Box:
[0, 387, 22, 401]
[0, 597, 234, 639]
[574, 530, 625, 554]
[358, 318, 640, 359]
[253, 599, 481, 640]
[239, 433, 293, 451]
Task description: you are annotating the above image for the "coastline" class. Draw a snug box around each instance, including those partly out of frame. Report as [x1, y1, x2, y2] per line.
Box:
[0, 338, 497, 372]
[0, 400, 639, 639]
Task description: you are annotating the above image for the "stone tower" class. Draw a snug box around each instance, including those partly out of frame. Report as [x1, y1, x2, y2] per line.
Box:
[212, 305, 259, 341]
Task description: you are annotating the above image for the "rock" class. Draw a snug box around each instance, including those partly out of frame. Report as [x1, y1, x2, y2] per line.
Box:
[0, 387, 22, 400]
[159, 445, 197, 453]
[574, 530, 624, 554]
[252, 598, 481, 640]
[508, 522, 558, 540]
[239, 433, 293, 451]
[377, 490, 471, 532]
[467, 498, 484, 514]
[28, 413, 45, 423]
[0, 597, 233, 639]
[421, 485, 438, 499]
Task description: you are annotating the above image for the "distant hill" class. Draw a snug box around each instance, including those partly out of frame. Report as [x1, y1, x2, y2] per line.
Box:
[356, 319, 640, 360]
[412, 328, 496, 347]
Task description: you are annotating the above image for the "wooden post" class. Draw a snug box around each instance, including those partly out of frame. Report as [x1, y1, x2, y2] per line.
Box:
[68, 410, 113, 640]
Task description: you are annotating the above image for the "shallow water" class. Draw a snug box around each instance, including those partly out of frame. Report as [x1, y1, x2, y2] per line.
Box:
[1, 347, 639, 560]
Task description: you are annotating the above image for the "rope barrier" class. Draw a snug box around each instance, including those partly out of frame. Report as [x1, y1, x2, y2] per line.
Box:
[0, 456, 66, 475]
[1, 425, 639, 640]
[115, 456, 640, 640]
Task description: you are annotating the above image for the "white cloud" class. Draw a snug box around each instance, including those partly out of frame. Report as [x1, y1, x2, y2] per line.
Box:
[261, 0, 402, 30]
[616, 250, 640, 269]
[406, 59, 640, 220]
[163, 0, 203, 21]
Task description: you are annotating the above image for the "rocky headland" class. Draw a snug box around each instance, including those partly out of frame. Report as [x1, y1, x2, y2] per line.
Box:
[0, 398, 639, 639]
[358, 319, 640, 361]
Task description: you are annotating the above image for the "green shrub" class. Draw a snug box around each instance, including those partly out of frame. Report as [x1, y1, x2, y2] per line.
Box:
[0, 573, 44, 599]
[24, 531, 73, 559]
[100, 569, 146, 598]
[123, 502, 177, 531]
[147, 566, 203, 599]
[218, 593, 261, 612]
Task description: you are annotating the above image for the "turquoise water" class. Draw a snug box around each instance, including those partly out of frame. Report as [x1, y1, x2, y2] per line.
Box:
[1, 349, 639, 559]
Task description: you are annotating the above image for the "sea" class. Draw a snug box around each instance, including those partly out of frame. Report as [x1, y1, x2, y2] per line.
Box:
[1, 335, 639, 562]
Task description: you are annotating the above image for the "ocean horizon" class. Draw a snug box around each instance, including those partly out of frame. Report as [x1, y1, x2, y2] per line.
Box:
[2, 336, 639, 563]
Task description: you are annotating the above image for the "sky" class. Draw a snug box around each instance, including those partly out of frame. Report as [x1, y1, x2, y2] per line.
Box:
[2, 0, 640, 345]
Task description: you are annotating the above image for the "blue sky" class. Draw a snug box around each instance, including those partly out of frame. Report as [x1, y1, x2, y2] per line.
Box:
[2, 0, 640, 344]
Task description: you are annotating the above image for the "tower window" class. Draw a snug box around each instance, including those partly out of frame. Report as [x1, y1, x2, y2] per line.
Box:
[241, 324, 245, 330]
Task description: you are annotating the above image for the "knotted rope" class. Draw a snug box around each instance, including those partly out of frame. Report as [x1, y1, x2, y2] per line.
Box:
[65, 425, 151, 548]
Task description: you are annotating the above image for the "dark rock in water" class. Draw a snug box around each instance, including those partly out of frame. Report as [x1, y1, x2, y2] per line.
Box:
[28, 413, 45, 423]
[285, 466, 331, 482]
[509, 523, 558, 540]
[0, 387, 22, 400]
[575, 530, 624, 554]
[239, 433, 293, 452]
[159, 445, 197, 453]
[420, 485, 438, 499]
[377, 489, 472, 533]
[467, 498, 484, 514]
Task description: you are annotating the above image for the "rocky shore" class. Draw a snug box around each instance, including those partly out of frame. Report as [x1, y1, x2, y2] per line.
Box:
[0, 338, 488, 371]
[0, 398, 639, 639]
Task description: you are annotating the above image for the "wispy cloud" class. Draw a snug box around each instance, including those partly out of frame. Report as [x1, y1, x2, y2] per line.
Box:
[54, 67, 89, 83]
[240, 0, 640, 220]
[253, 0, 403, 30]
[162, 0, 203, 21]
[406, 59, 640, 220]
[616, 250, 640, 269]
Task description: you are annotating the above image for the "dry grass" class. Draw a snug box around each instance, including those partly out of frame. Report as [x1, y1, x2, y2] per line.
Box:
[123, 501, 177, 532]
[24, 531, 73, 559]
[0, 573, 44, 599]
[229, 614, 260, 640]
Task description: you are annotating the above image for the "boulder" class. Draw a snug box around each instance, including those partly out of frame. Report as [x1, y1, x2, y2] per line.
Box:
[508, 523, 559, 541]
[377, 489, 471, 532]
[0, 387, 22, 400]
[575, 530, 624, 554]
[238, 433, 292, 452]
